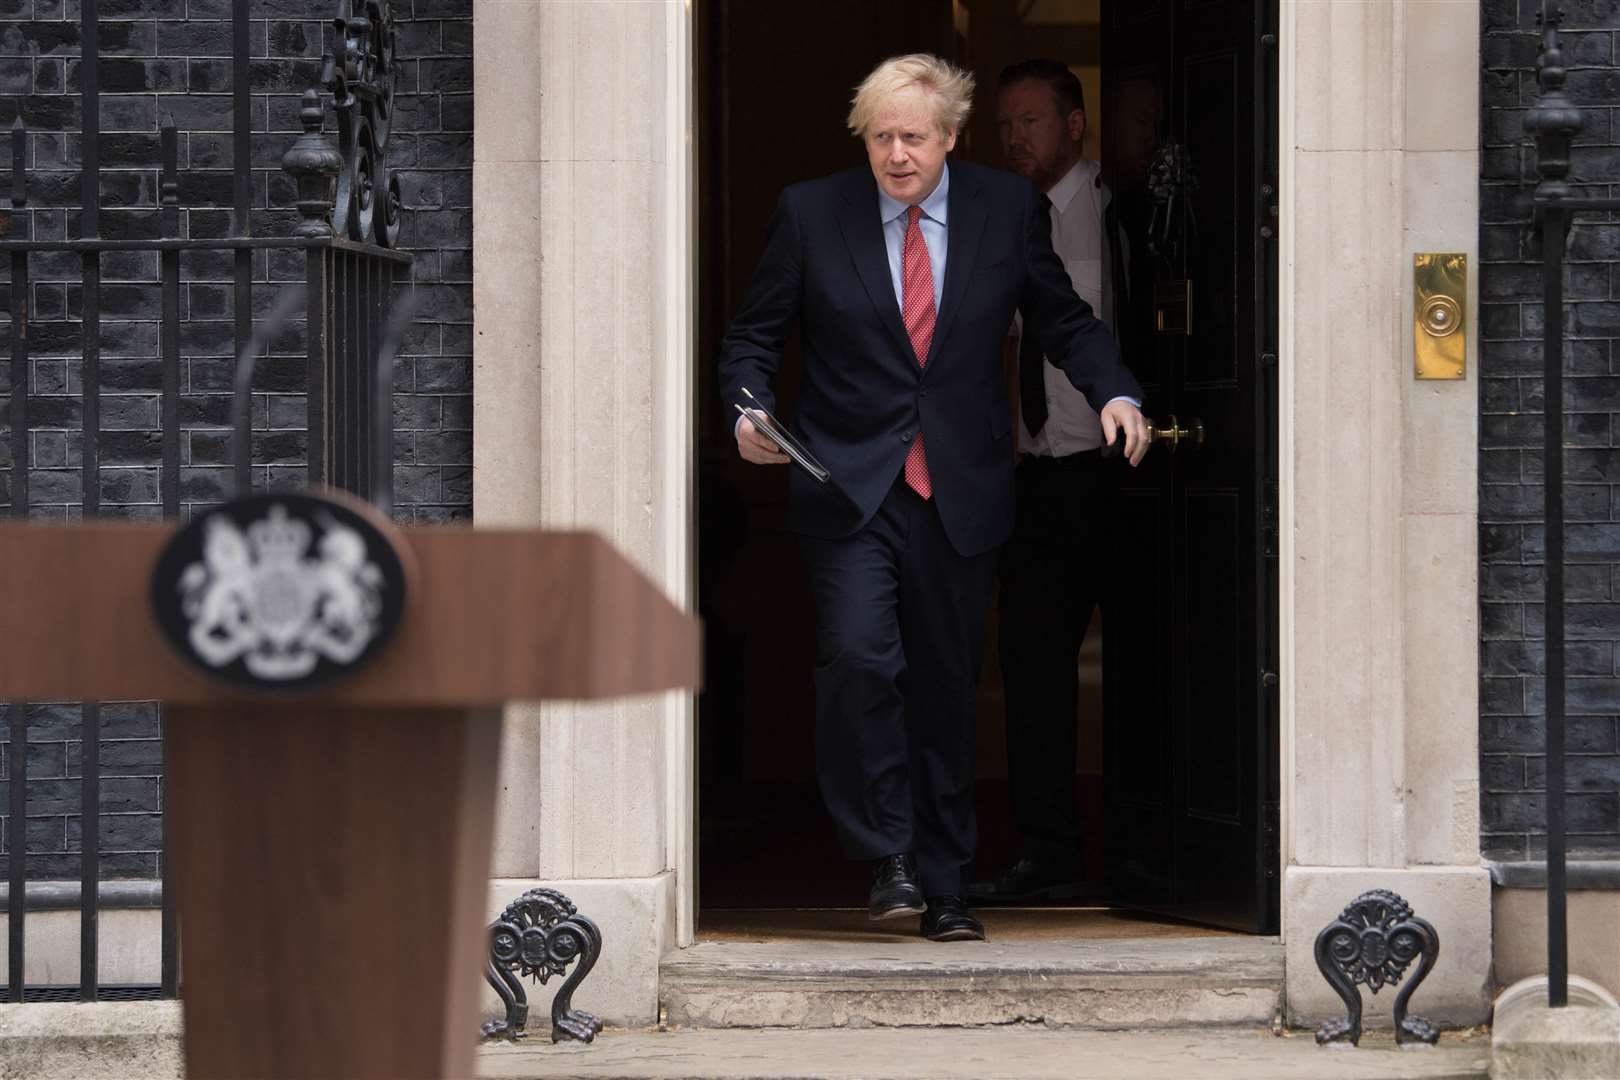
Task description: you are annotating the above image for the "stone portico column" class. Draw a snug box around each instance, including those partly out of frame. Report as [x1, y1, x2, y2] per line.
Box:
[472, 0, 693, 1027]
[1281, 0, 1491, 1026]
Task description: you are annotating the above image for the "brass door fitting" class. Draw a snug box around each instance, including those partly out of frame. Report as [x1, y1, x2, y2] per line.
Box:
[1414, 253, 1466, 380]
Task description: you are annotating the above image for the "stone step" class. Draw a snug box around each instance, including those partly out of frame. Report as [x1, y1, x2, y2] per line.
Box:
[658, 936, 1286, 1030]
[478, 1027, 1493, 1080]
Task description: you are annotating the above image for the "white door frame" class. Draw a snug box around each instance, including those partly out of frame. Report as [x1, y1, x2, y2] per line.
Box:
[665, 6, 1493, 1031]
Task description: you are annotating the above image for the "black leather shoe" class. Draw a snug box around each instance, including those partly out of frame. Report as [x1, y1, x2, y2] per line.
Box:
[968, 856, 1085, 904]
[921, 895, 985, 942]
[868, 853, 926, 921]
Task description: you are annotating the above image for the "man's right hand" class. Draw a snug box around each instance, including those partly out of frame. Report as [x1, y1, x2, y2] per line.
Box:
[736, 414, 791, 465]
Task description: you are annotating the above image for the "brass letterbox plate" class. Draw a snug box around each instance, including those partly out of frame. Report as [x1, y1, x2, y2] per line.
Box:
[1154, 279, 1192, 335]
[1414, 253, 1466, 380]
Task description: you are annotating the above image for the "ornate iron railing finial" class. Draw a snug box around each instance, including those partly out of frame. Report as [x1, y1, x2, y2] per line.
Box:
[1525, 5, 1584, 203]
[281, 90, 344, 238]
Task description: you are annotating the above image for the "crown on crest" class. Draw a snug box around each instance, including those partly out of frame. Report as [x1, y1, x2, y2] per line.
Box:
[248, 504, 312, 562]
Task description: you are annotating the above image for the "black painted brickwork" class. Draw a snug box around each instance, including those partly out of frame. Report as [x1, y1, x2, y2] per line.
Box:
[1481, 0, 1620, 860]
[0, 0, 471, 882]
[0, 705, 163, 879]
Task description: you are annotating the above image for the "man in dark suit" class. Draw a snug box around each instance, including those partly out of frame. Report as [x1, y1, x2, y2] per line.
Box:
[718, 54, 1148, 942]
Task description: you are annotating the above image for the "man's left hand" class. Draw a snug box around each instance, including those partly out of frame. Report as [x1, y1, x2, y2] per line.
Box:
[1100, 399, 1151, 466]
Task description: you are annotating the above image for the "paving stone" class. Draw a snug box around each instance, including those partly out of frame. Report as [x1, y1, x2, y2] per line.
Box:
[0, 1001, 182, 1080]
[1490, 975, 1620, 1079]
[478, 1027, 1492, 1080]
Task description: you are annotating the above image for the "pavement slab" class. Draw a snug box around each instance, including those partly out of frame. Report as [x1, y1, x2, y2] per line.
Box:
[477, 1026, 1492, 1080]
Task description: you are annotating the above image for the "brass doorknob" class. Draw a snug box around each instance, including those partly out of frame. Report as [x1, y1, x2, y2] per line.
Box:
[1146, 415, 1205, 452]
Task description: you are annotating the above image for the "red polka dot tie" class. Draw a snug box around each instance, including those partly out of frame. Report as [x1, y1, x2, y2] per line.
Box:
[901, 205, 935, 499]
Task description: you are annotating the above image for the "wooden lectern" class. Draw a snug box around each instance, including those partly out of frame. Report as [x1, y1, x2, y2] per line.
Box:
[0, 494, 699, 1079]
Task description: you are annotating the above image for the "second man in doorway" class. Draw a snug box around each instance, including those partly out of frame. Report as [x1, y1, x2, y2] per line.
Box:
[978, 59, 1132, 903]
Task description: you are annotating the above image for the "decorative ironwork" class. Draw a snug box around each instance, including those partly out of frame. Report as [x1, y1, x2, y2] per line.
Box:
[1522, 4, 1615, 1010]
[1313, 889, 1440, 1047]
[1146, 143, 1198, 267]
[319, 0, 403, 247]
[2, 0, 416, 1006]
[281, 90, 345, 238]
[483, 888, 604, 1044]
[1526, 10, 1583, 207]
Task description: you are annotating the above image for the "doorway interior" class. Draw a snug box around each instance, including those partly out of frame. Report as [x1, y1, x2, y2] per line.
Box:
[694, 0, 1279, 935]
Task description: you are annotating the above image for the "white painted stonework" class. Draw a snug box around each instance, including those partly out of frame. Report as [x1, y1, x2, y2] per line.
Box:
[473, 0, 693, 1025]
[0, 911, 160, 986]
[470, 0, 1492, 1028]
[1279, 0, 1489, 1025]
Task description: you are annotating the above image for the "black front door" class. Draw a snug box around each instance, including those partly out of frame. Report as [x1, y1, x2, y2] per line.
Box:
[1100, 0, 1280, 933]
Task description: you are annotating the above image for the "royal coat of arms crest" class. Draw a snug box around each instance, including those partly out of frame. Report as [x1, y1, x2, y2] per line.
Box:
[152, 493, 407, 689]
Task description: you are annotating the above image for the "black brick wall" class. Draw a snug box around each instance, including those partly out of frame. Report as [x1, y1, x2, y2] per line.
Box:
[1481, 0, 1620, 860]
[1, 704, 164, 879]
[0, 0, 471, 882]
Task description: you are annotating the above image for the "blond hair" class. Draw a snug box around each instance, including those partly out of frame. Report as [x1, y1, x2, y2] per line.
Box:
[846, 53, 975, 139]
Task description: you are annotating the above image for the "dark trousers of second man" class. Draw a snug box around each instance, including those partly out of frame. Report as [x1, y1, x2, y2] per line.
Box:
[997, 450, 1115, 868]
[800, 475, 996, 899]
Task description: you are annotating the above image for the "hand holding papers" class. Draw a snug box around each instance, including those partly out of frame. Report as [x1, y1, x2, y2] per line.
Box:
[734, 388, 830, 484]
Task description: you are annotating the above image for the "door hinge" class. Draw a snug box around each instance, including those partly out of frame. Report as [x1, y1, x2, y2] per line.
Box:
[1261, 480, 1278, 559]
[1258, 183, 1278, 241]
[1262, 800, 1281, 879]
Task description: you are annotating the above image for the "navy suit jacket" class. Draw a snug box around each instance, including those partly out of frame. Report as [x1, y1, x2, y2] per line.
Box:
[718, 159, 1142, 558]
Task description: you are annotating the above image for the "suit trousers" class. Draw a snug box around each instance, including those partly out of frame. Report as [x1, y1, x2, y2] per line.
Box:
[996, 450, 1116, 866]
[800, 475, 996, 897]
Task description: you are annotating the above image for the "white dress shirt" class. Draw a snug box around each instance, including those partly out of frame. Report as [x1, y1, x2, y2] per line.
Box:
[877, 165, 949, 314]
[1014, 159, 1123, 457]
[737, 170, 953, 440]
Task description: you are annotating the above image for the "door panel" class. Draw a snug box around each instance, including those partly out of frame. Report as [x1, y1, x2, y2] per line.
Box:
[1106, 486, 1175, 907]
[1183, 488, 1243, 824]
[1183, 50, 1241, 387]
[1101, 0, 1279, 933]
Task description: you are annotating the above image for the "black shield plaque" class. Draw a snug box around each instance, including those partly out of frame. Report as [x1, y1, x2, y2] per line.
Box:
[150, 492, 408, 692]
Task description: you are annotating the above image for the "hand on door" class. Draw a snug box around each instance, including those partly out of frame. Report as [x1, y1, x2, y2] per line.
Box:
[1100, 399, 1151, 466]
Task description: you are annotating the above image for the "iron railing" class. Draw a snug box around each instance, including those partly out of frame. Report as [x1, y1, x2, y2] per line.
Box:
[1, 0, 411, 1002]
[1524, 5, 1607, 1010]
